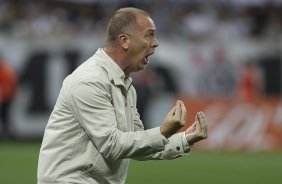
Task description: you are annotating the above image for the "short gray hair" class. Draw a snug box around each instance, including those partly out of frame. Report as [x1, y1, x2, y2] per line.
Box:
[106, 7, 149, 46]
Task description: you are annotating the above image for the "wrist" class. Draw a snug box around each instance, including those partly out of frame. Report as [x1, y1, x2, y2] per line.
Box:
[185, 132, 195, 146]
[160, 126, 170, 138]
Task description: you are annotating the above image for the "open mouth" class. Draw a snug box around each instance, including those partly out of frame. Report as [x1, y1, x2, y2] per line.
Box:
[144, 56, 149, 64]
[144, 52, 153, 64]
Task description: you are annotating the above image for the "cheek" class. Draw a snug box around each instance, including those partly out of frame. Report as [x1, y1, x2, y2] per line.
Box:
[131, 43, 145, 54]
[137, 38, 150, 49]
[135, 46, 147, 57]
[130, 39, 149, 60]
[140, 44, 150, 55]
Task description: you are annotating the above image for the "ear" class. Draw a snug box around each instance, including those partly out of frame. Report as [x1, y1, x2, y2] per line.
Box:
[118, 34, 129, 50]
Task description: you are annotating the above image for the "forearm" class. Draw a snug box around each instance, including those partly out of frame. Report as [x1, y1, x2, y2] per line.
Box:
[95, 127, 168, 160]
[133, 132, 191, 161]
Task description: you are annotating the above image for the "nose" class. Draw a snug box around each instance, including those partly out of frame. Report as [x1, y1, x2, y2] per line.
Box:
[151, 37, 159, 48]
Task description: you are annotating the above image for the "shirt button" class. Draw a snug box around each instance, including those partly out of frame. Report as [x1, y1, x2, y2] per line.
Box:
[89, 163, 94, 168]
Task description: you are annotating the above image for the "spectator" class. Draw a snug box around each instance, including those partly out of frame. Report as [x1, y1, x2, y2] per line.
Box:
[0, 58, 18, 138]
[237, 60, 263, 102]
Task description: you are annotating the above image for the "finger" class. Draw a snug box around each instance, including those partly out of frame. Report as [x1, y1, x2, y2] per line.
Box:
[194, 113, 200, 132]
[200, 112, 207, 129]
[173, 100, 181, 118]
[194, 113, 198, 121]
[197, 112, 205, 132]
[198, 112, 207, 133]
[185, 122, 196, 134]
[169, 100, 180, 116]
[180, 101, 187, 124]
[200, 112, 208, 133]
[195, 120, 201, 133]
[170, 105, 177, 116]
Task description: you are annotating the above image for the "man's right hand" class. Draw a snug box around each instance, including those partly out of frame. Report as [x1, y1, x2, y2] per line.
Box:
[160, 100, 187, 138]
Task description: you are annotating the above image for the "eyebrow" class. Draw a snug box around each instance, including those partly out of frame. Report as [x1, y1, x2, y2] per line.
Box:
[134, 26, 156, 34]
[145, 28, 157, 32]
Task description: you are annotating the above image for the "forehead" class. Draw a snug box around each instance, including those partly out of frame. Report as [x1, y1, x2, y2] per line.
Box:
[135, 14, 156, 32]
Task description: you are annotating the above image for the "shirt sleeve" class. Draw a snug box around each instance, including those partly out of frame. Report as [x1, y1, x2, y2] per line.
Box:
[133, 131, 191, 161]
[68, 81, 169, 160]
[132, 101, 191, 160]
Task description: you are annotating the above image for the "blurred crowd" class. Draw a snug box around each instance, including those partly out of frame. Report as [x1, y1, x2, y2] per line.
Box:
[0, 0, 281, 41]
[0, 0, 282, 136]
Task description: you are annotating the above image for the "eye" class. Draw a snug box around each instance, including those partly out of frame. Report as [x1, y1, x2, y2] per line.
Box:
[145, 32, 155, 39]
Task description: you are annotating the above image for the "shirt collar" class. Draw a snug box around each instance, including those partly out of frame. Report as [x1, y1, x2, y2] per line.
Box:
[97, 48, 132, 90]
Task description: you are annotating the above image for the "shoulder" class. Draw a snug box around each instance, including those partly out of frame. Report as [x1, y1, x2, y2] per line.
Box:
[63, 60, 112, 98]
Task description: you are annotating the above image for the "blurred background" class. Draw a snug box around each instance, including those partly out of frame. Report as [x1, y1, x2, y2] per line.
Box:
[0, 0, 282, 183]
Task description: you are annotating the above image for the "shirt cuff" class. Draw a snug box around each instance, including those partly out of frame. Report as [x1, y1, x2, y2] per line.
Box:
[182, 132, 191, 153]
[159, 127, 169, 145]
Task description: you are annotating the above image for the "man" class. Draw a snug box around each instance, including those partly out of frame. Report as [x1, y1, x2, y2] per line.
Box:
[37, 7, 208, 184]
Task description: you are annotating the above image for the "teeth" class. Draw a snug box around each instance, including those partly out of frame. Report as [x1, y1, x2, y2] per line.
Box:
[145, 57, 150, 64]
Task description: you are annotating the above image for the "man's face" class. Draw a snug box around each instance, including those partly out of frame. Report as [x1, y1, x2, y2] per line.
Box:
[124, 14, 159, 74]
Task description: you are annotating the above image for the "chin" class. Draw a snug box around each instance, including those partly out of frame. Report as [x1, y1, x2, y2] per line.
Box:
[138, 65, 145, 71]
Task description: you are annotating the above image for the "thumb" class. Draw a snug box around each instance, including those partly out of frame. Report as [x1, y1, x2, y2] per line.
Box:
[185, 122, 196, 134]
[169, 105, 177, 116]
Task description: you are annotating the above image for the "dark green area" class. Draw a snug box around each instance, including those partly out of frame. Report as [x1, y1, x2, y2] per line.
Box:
[0, 142, 281, 184]
[0, 141, 41, 184]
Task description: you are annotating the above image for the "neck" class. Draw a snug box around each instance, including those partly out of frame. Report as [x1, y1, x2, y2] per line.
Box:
[103, 47, 130, 76]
